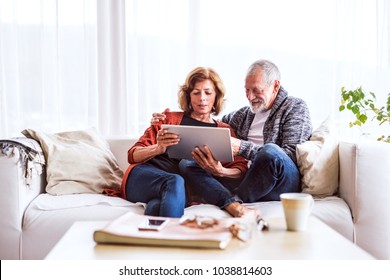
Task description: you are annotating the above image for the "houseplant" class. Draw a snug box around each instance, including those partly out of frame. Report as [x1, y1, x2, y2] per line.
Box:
[339, 86, 390, 143]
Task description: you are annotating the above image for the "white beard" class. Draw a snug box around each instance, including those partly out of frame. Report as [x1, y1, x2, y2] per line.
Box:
[249, 100, 267, 113]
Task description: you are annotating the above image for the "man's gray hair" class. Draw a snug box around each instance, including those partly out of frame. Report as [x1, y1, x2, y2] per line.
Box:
[247, 59, 281, 86]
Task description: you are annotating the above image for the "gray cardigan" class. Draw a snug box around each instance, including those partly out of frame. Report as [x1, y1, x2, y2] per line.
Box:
[221, 86, 312, 164]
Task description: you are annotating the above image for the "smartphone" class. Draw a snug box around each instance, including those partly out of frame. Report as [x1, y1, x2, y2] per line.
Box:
[138, 217, 170, 231]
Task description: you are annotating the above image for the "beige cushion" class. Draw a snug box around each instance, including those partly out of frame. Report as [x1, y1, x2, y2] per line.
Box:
[296, 119, 339, 197]
[22, 127, 123, 195]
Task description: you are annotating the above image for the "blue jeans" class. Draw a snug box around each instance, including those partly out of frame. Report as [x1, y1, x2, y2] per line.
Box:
[234, 143, 301, 202]
[178, 143, 301, 204]
[125, 163, 186, 218]
[178, 160, 242, 209]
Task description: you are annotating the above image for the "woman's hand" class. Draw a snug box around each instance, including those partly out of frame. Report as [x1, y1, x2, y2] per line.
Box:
[132, 128, 179, 163]
[191, 145, 224, 176]
[156, 128, 180, 153]
[192, 145, 242, 178]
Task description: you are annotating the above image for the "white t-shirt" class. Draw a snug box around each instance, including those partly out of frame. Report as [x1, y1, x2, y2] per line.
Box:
[247, 110, 271, 146]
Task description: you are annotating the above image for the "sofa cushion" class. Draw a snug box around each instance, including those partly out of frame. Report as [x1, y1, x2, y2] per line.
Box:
[31, 193, 135, 210]
[296, 119, 339, 197]
[22, 127, 123, 195]
[22, 193, 352, 259]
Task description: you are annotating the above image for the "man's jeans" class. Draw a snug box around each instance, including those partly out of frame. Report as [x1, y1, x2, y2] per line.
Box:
[125, 163, 186, 217]
[179, 143, 301, 205]
[234, 143, 301, 202]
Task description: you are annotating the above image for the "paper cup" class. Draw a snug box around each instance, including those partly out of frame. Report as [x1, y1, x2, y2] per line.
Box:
[280, 193, 314, 231]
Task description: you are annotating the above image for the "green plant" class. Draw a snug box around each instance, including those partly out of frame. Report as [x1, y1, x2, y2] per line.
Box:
[339, 86, 390, 143]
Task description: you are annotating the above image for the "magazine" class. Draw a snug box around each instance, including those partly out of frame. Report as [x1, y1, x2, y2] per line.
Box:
[93, 212, 234, 249]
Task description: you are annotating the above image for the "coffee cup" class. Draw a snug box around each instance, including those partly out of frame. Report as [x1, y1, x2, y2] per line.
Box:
[280, 193, 314, 231]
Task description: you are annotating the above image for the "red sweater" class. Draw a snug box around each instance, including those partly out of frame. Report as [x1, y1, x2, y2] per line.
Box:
[120, 111, 248, 199]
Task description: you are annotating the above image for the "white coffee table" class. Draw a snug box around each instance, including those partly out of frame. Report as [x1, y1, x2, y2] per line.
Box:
[45, 216, 374, 260]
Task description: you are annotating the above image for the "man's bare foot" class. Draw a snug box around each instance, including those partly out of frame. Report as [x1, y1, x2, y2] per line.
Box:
[224, 202, 261, 219]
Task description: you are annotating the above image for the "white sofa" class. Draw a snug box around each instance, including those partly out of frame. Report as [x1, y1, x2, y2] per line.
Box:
[1, 137, 389, 260]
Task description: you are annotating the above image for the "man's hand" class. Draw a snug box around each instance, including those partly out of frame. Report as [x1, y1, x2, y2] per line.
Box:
[191, 145, 224, 177]
[231, 136, 241, 156]
[151, 108, 170, 124]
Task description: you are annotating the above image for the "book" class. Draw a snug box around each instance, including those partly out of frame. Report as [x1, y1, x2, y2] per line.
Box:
[93, 212, 233, 250]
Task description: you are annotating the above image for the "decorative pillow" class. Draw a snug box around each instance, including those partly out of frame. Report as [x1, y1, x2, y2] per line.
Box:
[296, 119, 339, 197]
[22, 127, 123, 195]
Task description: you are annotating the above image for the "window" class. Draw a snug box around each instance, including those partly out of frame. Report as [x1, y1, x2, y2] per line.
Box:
[1, 0, 389, 138]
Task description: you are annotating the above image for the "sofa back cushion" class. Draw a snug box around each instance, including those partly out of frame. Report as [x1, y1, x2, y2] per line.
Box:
[22, 127, 123, 195]
[296, 119, 339, 197]
[106, 138, 136, 171]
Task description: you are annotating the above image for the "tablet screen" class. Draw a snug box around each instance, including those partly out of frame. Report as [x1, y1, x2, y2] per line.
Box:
[161, 124, 234, 162]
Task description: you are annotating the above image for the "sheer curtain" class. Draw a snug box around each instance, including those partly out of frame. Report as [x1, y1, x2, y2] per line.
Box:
[1, 0, 389, 139]
[0, 0, 99, 137]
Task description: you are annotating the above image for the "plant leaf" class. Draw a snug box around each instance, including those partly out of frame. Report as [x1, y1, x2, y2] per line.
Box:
[359, 114, 368, 123]
[351, 105, 360, 114]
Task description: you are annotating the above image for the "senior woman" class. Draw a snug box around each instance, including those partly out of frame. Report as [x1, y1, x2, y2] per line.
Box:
[122, 67, 253, 218]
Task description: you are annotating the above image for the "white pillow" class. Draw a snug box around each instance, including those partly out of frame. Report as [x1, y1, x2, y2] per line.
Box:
[22, 127, 123, 195]
[296, 119, 339, 197]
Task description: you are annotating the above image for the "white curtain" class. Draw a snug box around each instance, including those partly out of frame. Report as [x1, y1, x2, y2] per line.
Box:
[0, 0, 99, 136]
[1, 0, 389, 139]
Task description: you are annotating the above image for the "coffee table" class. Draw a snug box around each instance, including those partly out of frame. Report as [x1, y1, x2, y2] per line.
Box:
[45, 216, 374, 260]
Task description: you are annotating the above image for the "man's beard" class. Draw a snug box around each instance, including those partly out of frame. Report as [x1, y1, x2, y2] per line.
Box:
[249, 98, 267, 113]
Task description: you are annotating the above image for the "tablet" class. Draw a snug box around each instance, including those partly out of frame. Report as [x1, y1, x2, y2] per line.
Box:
[161, 124, 234, 162]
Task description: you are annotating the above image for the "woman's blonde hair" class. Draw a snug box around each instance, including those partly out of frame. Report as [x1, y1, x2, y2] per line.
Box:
[178, 67, 225, 115]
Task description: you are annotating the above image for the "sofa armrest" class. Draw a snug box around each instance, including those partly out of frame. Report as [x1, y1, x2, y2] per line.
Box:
[339, 140, 390, 259]
[0, 138, 46, 259]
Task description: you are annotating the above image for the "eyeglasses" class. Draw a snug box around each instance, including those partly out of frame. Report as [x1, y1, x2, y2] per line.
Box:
[179, 214, 269, 242]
